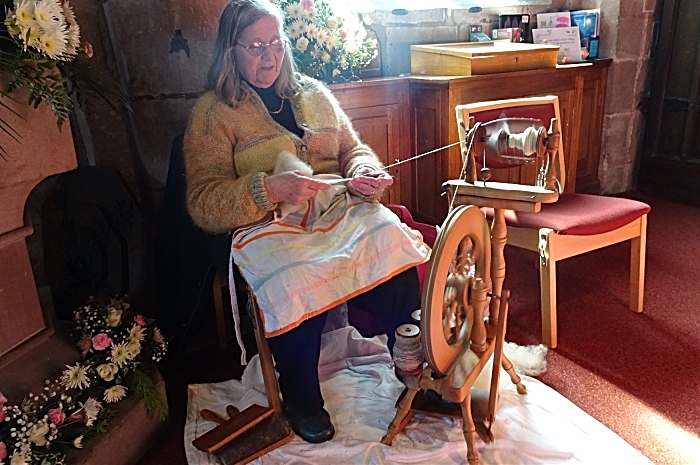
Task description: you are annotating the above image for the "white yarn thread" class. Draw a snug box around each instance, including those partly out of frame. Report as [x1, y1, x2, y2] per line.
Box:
[393, 324, 424, 373]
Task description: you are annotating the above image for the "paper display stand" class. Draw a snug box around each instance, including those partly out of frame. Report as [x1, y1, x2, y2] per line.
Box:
[532, 26, 583, 63]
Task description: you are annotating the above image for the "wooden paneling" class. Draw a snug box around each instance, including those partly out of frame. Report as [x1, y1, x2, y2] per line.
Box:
[330, 79, 409, 207]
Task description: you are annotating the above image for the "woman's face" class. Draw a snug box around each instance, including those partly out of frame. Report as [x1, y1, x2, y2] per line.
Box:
[234, 15, 285, 89]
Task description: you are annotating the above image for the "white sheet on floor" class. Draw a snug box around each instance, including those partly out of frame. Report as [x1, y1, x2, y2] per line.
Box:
[184, 327, 652, 465]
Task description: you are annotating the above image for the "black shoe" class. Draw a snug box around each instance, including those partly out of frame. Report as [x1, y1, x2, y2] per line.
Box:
[285, 405, 335, 444]
[425, 389, 461, 411]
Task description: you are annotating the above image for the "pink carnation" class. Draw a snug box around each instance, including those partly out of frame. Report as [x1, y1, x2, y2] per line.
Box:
[92, 333, 113, 351]
[339, 29, 348, 40]
[69, 411, 83, 422]
[301, 0, 314, 11]
[0, 441, 6, 461]
[0, 391, 6, 407]
[48, 408, 66, 425]
[134, 314, 146, 326]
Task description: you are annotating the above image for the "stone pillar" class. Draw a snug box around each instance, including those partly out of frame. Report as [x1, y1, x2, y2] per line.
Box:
[0, 91, 78, 399]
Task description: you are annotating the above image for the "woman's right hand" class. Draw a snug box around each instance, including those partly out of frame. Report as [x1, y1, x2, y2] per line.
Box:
[264, 171, 331, 205]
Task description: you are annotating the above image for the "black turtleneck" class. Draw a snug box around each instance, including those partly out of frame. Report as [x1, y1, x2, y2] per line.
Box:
[248, 82, 305, 139]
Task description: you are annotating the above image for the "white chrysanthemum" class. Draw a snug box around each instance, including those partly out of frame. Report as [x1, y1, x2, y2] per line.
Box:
[40, 25, 68, 59]
[62, 0, 76, 24]
[284, 3, 302, 19]
[80, 397, 102, 426]
[13, 0, 36, 29]
[34, 0, 62, 30]
[285, 19, 302, 39]
[303, 8, 316, 20]
[129, 324, 146, 342]
[295, 36, 309, 53]
[306, 23, 318, 38]
[73, 435, 84, 449]
[110, 342, 130, 367]
[61, 363, 90, 390]
[326, 34, 339, 50]
[23, 21, 44, 51]
[65, 22, 79, 56]
[104, 385, 127, 403]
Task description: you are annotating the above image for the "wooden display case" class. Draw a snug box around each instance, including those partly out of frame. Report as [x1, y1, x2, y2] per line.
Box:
[410, 42, 559, 76]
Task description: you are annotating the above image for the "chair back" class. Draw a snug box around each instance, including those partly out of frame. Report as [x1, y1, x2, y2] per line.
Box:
[455, 96, 566, 191]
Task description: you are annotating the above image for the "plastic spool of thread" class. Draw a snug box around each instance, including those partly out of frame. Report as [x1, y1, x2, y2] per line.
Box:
[393, 324, 424, 375]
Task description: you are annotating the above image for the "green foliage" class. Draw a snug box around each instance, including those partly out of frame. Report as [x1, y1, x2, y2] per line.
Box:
[125, 367, 169, 421]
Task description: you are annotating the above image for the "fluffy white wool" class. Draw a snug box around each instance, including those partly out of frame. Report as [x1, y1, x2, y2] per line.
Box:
[503, 341, 548, 376]
[275, 150, 313, 176]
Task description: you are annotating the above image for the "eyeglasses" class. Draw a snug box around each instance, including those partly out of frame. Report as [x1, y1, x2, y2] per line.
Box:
[236, 38, 285, 56]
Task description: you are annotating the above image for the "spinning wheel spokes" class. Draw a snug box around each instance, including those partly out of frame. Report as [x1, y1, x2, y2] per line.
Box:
[421, 205, 491, 376]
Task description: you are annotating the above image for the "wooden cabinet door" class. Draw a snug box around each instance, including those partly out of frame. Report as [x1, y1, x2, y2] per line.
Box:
[344, 104, 402, 205]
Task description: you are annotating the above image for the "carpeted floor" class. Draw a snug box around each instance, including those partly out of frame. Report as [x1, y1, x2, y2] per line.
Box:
[139, 192, 700, 465]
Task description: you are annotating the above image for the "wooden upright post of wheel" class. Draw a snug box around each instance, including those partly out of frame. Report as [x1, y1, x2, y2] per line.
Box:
[488, 208, 507, 328]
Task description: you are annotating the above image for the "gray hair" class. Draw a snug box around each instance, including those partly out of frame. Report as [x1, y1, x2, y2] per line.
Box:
[207, 0, 300, 105]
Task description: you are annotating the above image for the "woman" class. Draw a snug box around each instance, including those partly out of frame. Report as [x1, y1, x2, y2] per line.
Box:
[184, 0, 421, 444]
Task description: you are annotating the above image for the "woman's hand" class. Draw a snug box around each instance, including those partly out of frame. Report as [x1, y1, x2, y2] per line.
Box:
[264, 171, 331, 205]
[347, 166, 393, 196]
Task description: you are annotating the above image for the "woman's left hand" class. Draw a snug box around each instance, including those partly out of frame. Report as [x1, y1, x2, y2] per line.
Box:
[348, 166, 393, 196]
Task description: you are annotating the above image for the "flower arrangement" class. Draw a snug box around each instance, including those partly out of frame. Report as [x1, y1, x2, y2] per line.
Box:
[274, 0, 377, 83]
[0, 297, 167, 465]
[0, 0, 122, 157]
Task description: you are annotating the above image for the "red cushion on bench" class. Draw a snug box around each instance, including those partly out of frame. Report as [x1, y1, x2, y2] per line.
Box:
[483, 193, 650, 236]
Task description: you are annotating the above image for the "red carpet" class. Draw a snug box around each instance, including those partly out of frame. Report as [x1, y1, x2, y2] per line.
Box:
[504, 193, 700, 465]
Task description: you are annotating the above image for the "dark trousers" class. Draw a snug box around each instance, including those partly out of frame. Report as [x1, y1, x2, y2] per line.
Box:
[266, 267, 421, 413]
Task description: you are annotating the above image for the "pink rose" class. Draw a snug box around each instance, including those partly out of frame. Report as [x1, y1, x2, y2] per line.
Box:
[0, 441, 7, 461]
[48, 408, 66, 425]
[0, 391, 6, 407]
[92, 333, 113, 351]
[0, 408, 5, 423]
[81, 338, 92, 350]
[301, 0, 314, 11]
[339, 29, 347, 40]
[134, 314, 146, 326]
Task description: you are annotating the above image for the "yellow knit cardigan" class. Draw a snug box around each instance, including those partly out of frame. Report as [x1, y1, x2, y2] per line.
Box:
[184, 76, 383, 233]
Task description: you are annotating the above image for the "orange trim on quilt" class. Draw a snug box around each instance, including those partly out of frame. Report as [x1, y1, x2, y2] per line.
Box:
[232, 202, 369, 249]
[261, 261, 423, 338]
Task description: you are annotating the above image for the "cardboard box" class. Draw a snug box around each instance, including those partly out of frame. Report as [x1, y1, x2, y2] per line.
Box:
[410, 41, 559, 77]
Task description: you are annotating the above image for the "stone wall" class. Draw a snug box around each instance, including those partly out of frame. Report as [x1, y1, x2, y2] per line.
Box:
[72, 0, 659, 213]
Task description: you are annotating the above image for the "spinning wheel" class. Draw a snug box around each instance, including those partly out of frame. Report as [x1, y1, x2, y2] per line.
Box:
[421, 204, 491, 376]
[382, 97, 563, 464]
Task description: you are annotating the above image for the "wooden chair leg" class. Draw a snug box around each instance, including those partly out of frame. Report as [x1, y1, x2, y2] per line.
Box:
[630, 215, 647, 313]
[213, 271, 228, 350]
[539, 229, 557, 348]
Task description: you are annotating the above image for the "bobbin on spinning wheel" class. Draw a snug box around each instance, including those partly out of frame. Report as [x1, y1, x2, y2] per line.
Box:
[421, 204, 491, 376]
